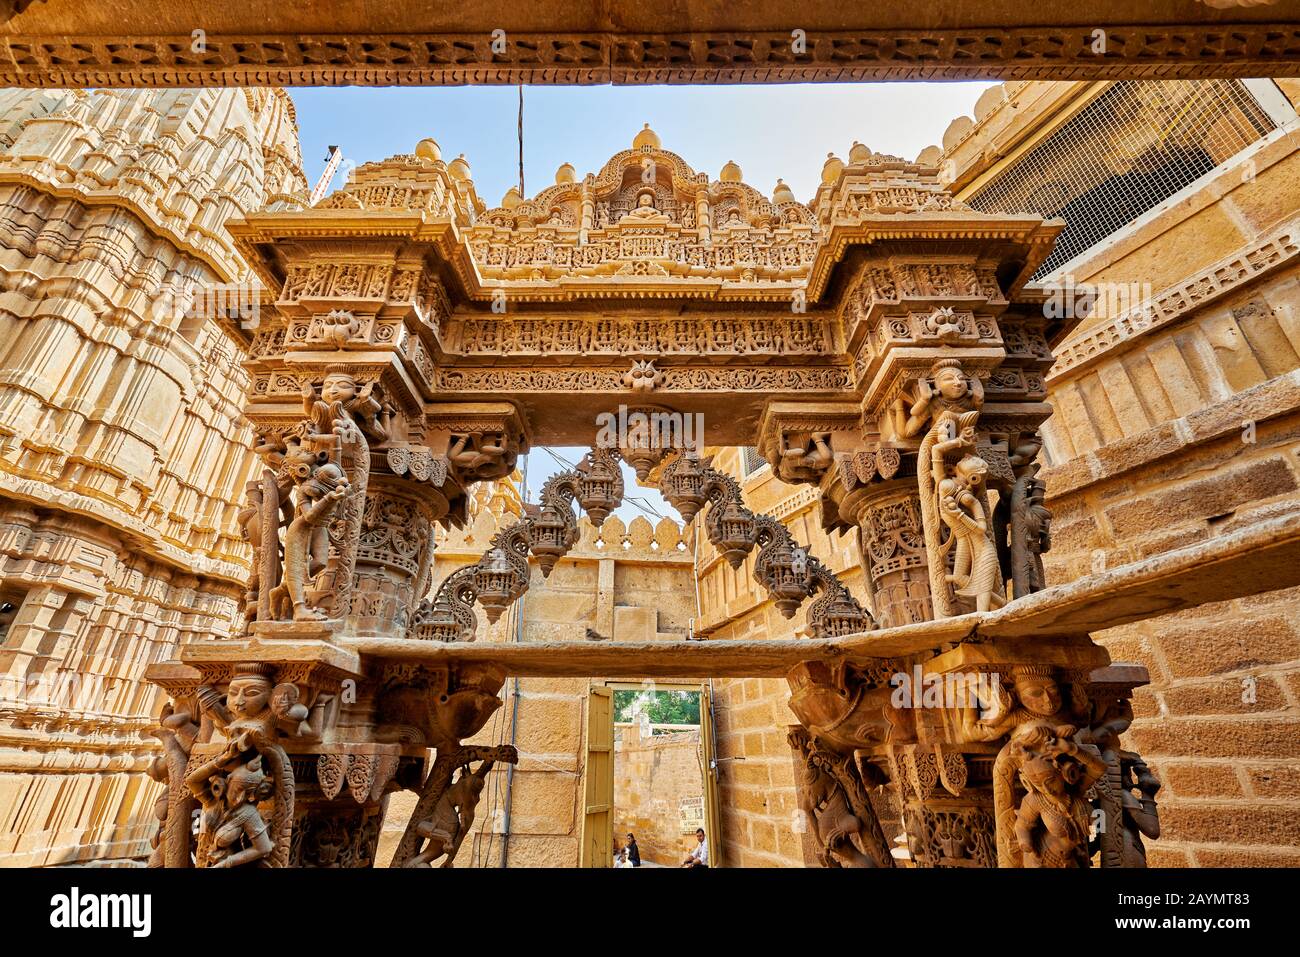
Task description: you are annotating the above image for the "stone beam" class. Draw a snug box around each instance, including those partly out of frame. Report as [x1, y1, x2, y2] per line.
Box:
[978, 506, 1300, 637]
[2, 1, 1299, 87]
[342, 617, 975, 679]
[342, 507, 1300, 676]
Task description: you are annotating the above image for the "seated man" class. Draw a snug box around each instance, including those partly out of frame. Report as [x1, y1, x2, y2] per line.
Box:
[681, 828, 709, 868]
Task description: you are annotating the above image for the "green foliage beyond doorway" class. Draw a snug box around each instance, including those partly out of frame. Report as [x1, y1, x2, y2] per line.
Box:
[614, 688, 701, 726]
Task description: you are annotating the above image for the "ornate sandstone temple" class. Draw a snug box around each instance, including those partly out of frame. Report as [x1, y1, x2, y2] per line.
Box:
[3, 75, 1300, 868]
[0, 87, 306, 864]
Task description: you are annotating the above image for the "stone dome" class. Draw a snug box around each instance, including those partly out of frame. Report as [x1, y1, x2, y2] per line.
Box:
[416, 138, 442, 162]
[821, 153, 844, 185]
[916, 145, 943, 167]
[633, 123, 661, 150]
[448, 153, 472, 181]
[848, 141, 872, 164]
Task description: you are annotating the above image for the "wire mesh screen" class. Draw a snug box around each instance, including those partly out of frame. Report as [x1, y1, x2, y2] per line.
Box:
[966, 80, 1277, 278]
[741, 446, 767, 477]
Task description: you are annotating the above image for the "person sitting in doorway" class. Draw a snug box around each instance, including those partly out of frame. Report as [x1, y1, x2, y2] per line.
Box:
[625, 833, 641, 868]
[681, 828, 709, 868]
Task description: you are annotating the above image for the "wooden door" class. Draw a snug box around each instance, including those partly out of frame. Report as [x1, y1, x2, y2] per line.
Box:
[579, 684, 614, 867]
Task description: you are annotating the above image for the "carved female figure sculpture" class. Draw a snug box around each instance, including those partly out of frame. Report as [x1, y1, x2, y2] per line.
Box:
[188, 667, 300, 867]
[962, 665, 1081, 743]
[919, 404, 1005, 618]
[1013, 755, 1093, 868]
[186, 745, 276, 868]
[937, 453, 1004, 612]
[303, 374, 392, 444]
[896, 357, 984, 439]
[992, 718, 1105, 867]
[269, 462, 348, 621]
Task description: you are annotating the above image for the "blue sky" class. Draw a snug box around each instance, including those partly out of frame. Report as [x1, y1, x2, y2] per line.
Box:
[288, 82, 995, 521]
[289, 82, 994, 208]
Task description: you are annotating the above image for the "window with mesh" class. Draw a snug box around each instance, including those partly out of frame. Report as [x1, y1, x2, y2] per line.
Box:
[741, 447, 768, 477]
[966, 80, 1277, 278]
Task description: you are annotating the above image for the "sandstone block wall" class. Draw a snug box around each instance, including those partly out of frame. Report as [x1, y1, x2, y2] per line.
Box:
[1026, 85, 1300, 866]
[612, 723, 703, 866]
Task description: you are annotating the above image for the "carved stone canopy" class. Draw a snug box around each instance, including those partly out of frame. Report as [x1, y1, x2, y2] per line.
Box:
[226, 136, 1071, 449]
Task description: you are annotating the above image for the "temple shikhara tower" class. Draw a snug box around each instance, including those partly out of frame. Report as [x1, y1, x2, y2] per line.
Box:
[0, 88, 306, 864]
[1, 71, 1299, 869]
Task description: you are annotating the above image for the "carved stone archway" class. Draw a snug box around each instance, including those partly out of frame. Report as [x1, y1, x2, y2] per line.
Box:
[140, 126, 1300, 869]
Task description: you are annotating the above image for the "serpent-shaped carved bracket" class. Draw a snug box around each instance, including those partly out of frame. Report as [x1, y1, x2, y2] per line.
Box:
[657, 451, 875, 639]
[409, 447, 624, 641]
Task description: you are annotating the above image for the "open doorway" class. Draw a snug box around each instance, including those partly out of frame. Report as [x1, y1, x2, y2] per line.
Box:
[581, 681, 723, 868]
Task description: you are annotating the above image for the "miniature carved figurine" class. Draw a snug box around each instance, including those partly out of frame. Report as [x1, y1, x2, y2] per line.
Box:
[922, 306, 964, 341]
[268, 462, 348, 621]
[777, 431, 834, 482]
[449, 431, 514, 481]
[622, 359, 659, 392]
[790, 729, 890, 868]
[622, 189, 669, 224]
[319, 309, 363, 348]
[895, 357, 984, 439]
[404, 759, 497, 868]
